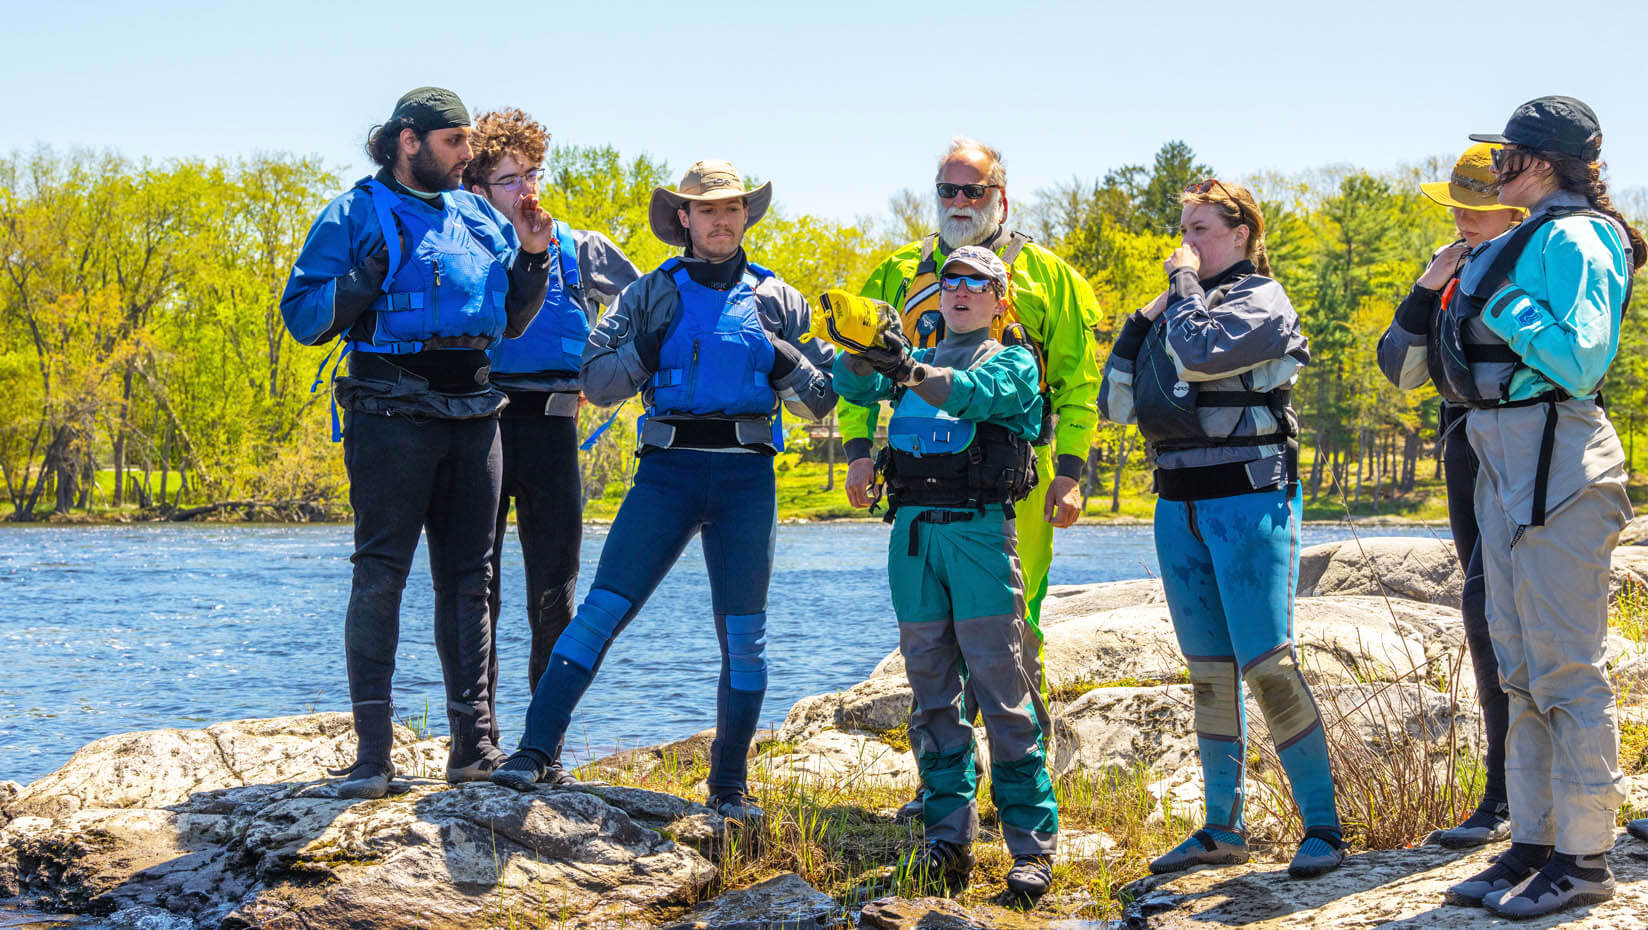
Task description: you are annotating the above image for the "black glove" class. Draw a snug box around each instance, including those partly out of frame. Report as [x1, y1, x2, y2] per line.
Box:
[858, 328, 917, 383]
[769, 336, 807, 382]
[632, 326, 666, 372]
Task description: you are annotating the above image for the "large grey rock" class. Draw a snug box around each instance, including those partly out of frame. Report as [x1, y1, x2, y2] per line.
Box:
[1041, 579, 1166, 625]
[754, 731, 917, 788]
[1297, 536, 1462, 607]
[1620, 515, 1648, 547]
[776, 676, 912, 745]
[1128, 831, 1648, 928]
[0, 715, 715, 930]
[661, 872, 838, 930]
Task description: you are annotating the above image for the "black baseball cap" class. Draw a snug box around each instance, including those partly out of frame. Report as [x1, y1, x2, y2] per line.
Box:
[1470, 96, 1601, 160]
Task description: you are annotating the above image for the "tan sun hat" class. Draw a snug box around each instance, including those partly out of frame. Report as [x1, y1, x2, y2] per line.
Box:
[647, 160, 774, 247]
[1420, 143, 1526, 213]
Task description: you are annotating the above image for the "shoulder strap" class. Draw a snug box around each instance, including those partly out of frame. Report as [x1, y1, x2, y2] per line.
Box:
[553, 221, 581, 291]
[1480, 210, 1567, 296]
[744, 259, 776, 281]
[362, 180, 403, 293]
[915, 234, 940, 275]
[1000, 230, 1032, 266]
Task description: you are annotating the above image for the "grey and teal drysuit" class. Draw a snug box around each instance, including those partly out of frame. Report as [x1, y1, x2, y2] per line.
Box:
[834, 328, 1057, 858]
[1380, 191, 1634, 855]
[1377, 248, 1508, 815]
[484, 223, 639, 750]
[280, 170, 550, 772]
[512, 247, 837, 800]
[1099, 259, 1340, 842]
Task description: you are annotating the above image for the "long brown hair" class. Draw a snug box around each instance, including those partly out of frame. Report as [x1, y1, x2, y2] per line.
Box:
[1181, 180, 1271, 275]
[1545, 141, 1647, 271]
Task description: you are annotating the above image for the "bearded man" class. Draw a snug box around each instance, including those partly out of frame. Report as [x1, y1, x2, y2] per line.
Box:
[841, 137, 1102, 818]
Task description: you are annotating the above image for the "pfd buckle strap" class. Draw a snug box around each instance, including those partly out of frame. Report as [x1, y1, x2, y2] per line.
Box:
[906, 508, 976, 556]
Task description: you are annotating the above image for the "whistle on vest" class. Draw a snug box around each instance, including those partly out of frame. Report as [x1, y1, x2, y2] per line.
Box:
[812, 290, 901, 354]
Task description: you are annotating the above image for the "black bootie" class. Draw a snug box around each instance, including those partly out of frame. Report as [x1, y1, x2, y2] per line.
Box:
[332, 701, 396, 799]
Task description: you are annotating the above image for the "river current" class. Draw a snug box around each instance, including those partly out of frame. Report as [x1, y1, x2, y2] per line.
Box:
[0, 522, 1445, 784]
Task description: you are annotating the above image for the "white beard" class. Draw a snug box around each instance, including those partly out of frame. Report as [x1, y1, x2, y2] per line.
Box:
[936, 194, 1005, 247]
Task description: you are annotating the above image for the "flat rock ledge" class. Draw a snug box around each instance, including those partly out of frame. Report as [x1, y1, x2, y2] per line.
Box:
[1, 714, 719, 930]
[1125, 833, 1648, 928]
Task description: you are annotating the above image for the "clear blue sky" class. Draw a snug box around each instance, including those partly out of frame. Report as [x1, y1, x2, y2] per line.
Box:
[6, 0, 1644, 224]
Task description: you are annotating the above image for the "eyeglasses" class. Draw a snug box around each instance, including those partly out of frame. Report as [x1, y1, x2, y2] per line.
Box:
[940, 274, 997, 293]
[485, 167, 544, 192]
[936, 182, 998, 200]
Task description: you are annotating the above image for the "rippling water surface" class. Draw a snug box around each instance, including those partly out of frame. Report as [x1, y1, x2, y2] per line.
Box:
[0, 521, 1446, 784]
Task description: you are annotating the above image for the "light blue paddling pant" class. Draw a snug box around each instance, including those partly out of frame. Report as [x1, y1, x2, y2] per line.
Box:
[1154, 483, 1339, 836]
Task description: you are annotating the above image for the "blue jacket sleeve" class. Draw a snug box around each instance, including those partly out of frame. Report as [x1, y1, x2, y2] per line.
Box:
[279, 192, 383, 346]
[1481, 219, 1629, 397]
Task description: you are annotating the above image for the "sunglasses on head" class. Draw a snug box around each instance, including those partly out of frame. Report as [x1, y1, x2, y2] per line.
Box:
[940, 274, 997, 294]
[936, 182, 998, 200]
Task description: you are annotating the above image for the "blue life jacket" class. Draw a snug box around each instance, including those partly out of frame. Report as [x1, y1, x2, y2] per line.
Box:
[354, 179, 510, 355]
[489, 221, 586, 375]
[647, 258, 777, 418]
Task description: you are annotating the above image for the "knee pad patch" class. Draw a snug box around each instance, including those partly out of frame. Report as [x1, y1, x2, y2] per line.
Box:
[724, 612, 768, 693]
[1188, 658, 1242, 742]
[1243, 648, 1322, 747]
[552, 588, 631, 672]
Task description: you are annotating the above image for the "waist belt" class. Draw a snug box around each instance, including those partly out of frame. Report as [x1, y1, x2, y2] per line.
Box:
[500, 389, 580, 418]
[1154, 441, 1299, 502]
[904, 507, 994, 557]
[349, 350, 492, 394]
[639, 416, 776, 454]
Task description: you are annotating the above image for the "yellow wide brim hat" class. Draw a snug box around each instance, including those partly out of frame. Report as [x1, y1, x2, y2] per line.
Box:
[1420, 143, 1526, 213]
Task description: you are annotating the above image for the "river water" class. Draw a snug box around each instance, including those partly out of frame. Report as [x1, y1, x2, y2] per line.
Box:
[0, 522, 1446, 785]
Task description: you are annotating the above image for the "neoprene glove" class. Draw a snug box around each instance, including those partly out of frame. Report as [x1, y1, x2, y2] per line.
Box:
[768, 336, 804, 381]
[857, 328, 918, 383]
[632, 326, 667, 372]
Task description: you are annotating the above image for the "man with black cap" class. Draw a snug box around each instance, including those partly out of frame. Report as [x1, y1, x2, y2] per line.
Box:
[491, 161, 836, 823]
[280, 86, 555, 799]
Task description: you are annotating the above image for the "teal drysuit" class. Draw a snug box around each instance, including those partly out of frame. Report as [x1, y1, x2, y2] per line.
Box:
[833, 328, 1057, 857]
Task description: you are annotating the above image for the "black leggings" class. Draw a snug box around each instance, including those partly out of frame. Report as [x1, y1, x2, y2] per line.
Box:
[1443, 405, 1508, 806]
[487, 409, 582, 747]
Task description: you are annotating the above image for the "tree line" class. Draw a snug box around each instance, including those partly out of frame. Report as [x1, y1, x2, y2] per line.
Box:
[1, 142, 1644, 520]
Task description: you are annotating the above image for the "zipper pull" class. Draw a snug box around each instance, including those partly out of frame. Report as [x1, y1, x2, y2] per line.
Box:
[692, 339, 700, 363]
[434, 257, 441, 287]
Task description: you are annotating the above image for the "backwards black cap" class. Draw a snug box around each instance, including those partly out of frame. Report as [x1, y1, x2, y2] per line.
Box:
[388, 86, 471, 131]
[1470, 95, 1601, 161]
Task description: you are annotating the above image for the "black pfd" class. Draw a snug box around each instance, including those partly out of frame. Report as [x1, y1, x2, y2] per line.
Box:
[1428, 206, 1633, 525]
[873, 345, 1038, 552]
[1131, 269, 1299, 501]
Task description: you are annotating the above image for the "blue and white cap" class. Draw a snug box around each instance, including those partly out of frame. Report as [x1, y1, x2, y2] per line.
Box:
[941, 245, 1009, 292]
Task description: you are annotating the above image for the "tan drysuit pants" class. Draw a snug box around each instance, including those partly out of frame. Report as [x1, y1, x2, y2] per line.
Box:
[1473, 417, 1630, 854]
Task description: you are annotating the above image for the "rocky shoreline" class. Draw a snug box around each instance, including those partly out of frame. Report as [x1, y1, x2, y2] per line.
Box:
[6, 536, 1648, 928]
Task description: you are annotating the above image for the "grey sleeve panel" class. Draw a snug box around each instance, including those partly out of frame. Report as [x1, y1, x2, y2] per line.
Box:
[1163, 275, 1310, 382]
[1376, 319, 1432, 391]
[581, 271, 673, 408]
[1098, 355, 1137, 425]
[760, 279, 838, 421]
[572, 229, 642, 318]
[909, 365, 954, 406]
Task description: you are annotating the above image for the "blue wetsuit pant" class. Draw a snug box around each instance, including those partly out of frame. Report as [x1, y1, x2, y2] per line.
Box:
[1154, 483, 1339, 836]
[516, 449, 775, 797]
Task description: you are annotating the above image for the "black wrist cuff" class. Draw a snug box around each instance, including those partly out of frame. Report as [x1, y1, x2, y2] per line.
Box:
[1056, 454, 1085, 482]
[1395, 284, 1439, 334]
[1112, 312, 1153, 360]
[844, 438, 873, 462]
